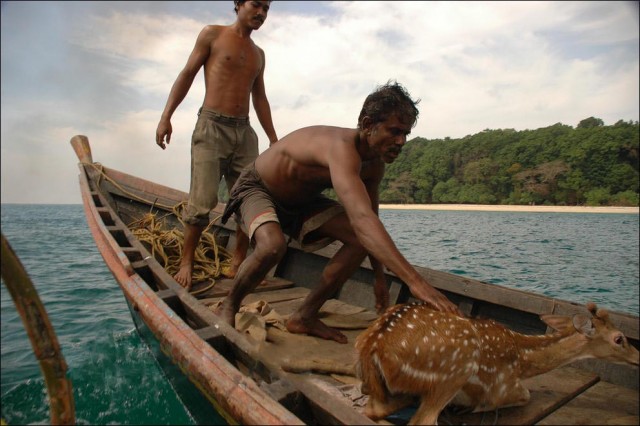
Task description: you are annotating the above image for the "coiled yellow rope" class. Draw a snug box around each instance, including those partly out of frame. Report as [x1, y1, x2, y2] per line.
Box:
[129, 203, 234, 295]
[87, 163, 232, 295]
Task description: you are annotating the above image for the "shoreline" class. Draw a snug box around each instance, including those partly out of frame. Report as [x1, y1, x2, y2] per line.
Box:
[379, 204, 639, 214]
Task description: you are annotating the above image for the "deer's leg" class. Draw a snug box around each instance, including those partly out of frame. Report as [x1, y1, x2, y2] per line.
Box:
[491, 381, 530, 410]
[410, 387, 461, 426]
[365, 393, 415, 420]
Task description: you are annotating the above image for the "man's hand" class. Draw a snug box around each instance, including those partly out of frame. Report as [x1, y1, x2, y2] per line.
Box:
[156, 119, 172, 150]
[411, 279, 462, 316]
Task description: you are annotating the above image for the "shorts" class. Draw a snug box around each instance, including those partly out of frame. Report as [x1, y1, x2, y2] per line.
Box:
[221, 163, 345, 252]
[184, 107, 259, 227]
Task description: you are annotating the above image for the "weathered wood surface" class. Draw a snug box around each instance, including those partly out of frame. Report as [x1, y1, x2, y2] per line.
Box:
[195, 276, 295, 301]
[537, 380, 639, 425]
[203, 284, 636, 425]
[441, 367, 598, 425]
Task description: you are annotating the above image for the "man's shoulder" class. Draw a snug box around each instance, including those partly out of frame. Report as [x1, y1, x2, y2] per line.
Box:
[199, 24, 228, 38]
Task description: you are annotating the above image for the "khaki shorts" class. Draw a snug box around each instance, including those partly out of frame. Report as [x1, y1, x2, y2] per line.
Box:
[184, 107, 259, 227]
[221, 164, 345, 252]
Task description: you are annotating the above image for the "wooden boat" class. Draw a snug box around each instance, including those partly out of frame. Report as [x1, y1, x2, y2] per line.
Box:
[71, 135, 638, 425]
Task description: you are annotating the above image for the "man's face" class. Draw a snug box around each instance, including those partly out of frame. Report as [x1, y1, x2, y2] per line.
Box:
[239, 1, 271, 30]
[366, 114, 414, 164]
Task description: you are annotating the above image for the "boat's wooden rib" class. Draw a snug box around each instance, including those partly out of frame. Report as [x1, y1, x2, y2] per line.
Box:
[71, 135, 638, 425]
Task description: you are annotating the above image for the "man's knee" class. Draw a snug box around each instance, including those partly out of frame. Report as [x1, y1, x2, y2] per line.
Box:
[253, 224, 287, 265]
[256, 238, 286, 266]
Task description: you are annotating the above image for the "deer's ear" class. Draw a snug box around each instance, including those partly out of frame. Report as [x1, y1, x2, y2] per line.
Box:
[572, 314, 596, 337]
[541, 315, 573, 332]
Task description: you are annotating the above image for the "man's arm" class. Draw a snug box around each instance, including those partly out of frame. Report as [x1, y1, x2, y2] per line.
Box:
[363, 165, 390, 313]
[330, 147, 460, 315]
[156, 26, 214, 149]
[251, 48, 278, 145]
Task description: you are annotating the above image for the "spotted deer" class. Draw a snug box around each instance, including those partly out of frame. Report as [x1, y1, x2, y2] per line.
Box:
[355, 302, 639, 425]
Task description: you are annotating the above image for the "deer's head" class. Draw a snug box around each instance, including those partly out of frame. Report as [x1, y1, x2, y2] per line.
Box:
[540, 302, 639, 366]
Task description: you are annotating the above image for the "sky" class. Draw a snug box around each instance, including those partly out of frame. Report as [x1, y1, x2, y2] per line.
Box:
[1, 1, 638, 204]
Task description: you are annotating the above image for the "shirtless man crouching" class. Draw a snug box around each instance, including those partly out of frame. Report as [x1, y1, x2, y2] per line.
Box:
[219, 81, 461, 343]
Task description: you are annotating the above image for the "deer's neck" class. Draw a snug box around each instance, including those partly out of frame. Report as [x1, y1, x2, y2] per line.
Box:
[513, 331, 588, 378]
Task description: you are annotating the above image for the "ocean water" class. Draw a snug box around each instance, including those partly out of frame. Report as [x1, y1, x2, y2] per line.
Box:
[380, 209, 639, 315]
[1, 205, 196, 425]
[1, 204, 638, 425]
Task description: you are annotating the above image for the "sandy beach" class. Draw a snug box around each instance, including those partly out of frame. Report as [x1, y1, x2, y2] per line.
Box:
[379, 204, 639, 214]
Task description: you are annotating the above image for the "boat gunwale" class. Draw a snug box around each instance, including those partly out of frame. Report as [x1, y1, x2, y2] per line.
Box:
[311, 243, 639, 340]
[76, 162, 304, 425]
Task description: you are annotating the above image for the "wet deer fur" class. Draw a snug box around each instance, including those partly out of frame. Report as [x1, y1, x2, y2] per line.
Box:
[355, 302, 639, 425]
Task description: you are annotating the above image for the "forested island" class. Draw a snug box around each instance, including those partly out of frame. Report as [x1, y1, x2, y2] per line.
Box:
[377, 117, 638, 207]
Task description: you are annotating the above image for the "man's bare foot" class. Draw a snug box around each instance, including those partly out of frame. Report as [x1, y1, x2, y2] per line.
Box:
[223, 263, 240, 279]
[212, 299, 236, 327]
[174, 264, 193, 290]
[286, 314, 348, 344]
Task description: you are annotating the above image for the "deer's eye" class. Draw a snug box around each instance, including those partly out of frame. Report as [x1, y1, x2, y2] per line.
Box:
[614, 334, 624, 346]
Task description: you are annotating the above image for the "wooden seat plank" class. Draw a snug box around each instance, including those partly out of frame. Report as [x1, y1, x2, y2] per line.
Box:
[201, 286, 308, 308]
[537, 380, 639, 425]
[195, 276, 295, 301]
[240, 287, 310, 306]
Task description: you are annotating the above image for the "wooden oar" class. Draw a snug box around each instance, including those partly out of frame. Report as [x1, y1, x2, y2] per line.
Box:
[1, 233, 75, 425]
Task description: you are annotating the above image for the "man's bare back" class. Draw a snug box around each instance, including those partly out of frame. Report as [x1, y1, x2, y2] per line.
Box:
[255, 126, 383, 204]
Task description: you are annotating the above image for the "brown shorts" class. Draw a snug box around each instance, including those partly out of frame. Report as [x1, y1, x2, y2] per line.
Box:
[184, 107, 259, 227]
[221, 163, 345, 252]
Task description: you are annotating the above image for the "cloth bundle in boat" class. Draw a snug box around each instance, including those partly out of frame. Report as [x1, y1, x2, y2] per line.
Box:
[235, 300, 288, 342]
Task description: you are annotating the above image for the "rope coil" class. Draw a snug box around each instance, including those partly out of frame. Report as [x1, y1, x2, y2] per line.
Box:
[129, 204, 233, 295]
[88, 163, 232, 295]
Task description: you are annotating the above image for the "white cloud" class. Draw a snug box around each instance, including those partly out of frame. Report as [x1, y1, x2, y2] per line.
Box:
[69, 11, 208, 96]
[1, 1, 638, 204]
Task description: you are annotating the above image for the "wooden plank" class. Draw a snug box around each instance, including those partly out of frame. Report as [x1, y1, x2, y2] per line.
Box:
[240, 287, 310, 306]
[282, 372, 378, 425]
[312, 242, 558, 316]
[440, 366, 599, 425]
[201, 286, 308, 308]
[196, 277, 295, 302]
[226, 293, 378, 330]
[265, 326, 362, 365]
[571, 358, 639, 392]
[537, 381, 639, 425]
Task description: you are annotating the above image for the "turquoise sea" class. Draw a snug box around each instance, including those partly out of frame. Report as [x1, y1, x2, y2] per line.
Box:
[1, 204, 638, 425]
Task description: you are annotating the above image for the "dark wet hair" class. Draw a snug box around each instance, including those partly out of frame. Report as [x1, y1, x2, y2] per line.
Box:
[357, 80, 420, 129]
[234, 1, 272, 14]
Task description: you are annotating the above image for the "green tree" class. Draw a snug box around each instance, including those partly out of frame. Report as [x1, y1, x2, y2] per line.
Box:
[584, 187, 611, 206]
[577, 116, 605, 128]
[378, 120, 638, 206]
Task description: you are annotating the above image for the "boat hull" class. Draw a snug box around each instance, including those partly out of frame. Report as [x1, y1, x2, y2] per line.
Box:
[72, 134, 638, 425]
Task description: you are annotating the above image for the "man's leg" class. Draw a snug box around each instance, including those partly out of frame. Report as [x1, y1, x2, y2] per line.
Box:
[174, 223, 205, 290]
[286, 213, 367, 344]
[216, 222, 287, 326]
[226, 122, 259, 278]
[226, 224, 250, 279]
[286, 243, 366, 343]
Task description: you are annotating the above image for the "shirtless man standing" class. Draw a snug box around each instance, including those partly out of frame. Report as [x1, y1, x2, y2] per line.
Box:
[220, 81, 461, 343]
[155, 1, 278, 290]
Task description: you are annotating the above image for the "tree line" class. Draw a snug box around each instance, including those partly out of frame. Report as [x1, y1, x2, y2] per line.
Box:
[378, 117, 639, 206]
